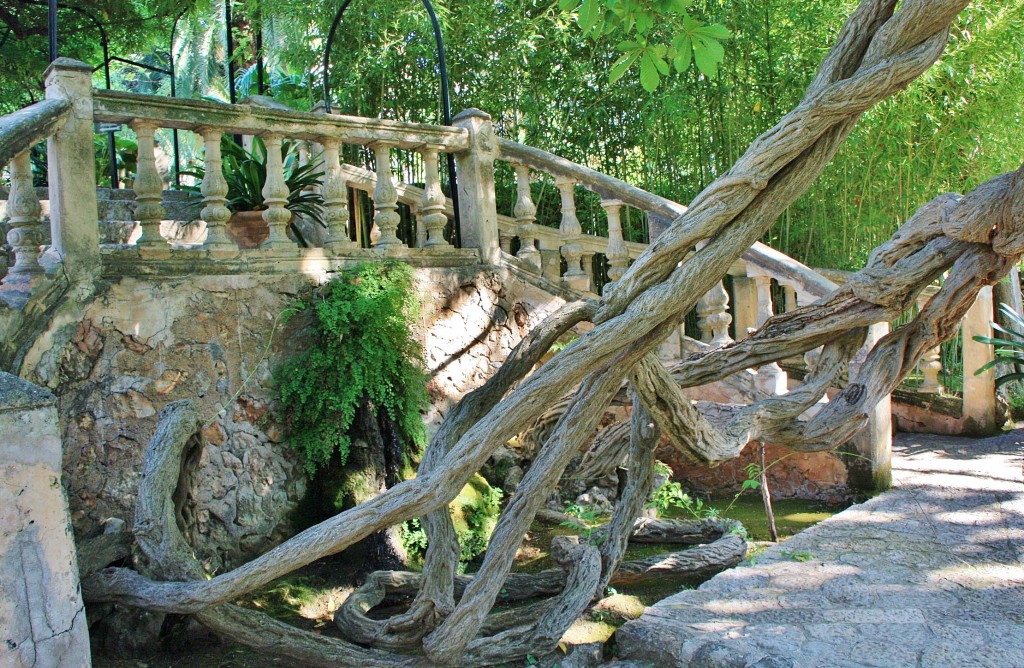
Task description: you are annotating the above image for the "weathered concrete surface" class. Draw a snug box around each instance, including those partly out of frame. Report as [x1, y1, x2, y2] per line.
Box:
[0, 372, 91, 668]
[616, 428, 1024, 668]
[16, 266, 563, 573]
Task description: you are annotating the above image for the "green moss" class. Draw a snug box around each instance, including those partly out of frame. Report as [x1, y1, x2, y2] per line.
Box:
[402, 473, 504, 567]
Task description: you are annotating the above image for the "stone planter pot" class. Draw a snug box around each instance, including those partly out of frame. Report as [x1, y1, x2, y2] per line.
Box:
[226, 210, 270, 249]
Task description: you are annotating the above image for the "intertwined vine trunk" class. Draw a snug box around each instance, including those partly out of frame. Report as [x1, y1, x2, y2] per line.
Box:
[79, 1, 1024, 664]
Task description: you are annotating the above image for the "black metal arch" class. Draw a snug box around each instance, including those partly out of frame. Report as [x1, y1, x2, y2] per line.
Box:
[322, 0, 461, 243]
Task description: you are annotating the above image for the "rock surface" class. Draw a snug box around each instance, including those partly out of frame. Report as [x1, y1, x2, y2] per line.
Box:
[17, 266, 562, 571]
[616, 428, 1024, 668]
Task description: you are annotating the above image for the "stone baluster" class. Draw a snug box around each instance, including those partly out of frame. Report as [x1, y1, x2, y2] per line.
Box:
[498, 230, 514, 254]
[581, 251, 596, 293]
[512, 163, 541, 270]
[321, 138, 356, 251]
[370, 141, 402, 250]
[603, 199, 629, 289]
[198, 129, 234, 252]
[419, 145, 451, 249]
[752, 273, 788, 394]
[260, 133, 292, 249]
[783, 284, 798, 313]
[556, 176, 587, 291]
[3, 150, 45, 281]
[962, 286, 997, 432]
[697, 281, 733, 347]
[131, 121, 166, 253]
[917, 285, 943, 393]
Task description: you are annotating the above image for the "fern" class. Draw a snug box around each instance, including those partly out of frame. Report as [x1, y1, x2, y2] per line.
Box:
[277, 261, 428, 474]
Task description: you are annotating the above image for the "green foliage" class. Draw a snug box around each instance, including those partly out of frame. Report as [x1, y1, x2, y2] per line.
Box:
[973, 302, 1024, 389]
[183, 135, 325, 221]
[561, 0, 731, 91]
[401, 477, 504, 566]
[277, 261, 427, 474]
[646, 480, 719, 520]
[561, 502, 607, 544]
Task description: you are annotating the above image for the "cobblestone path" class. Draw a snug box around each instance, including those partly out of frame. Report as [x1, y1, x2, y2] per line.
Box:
[614, 428, 1024, 668]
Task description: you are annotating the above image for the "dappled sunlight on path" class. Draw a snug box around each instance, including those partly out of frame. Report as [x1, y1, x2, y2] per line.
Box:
[615, 429, 1024, 668]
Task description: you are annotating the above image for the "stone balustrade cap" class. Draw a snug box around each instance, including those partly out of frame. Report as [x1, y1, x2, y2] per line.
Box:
[43, 57, 94, 79]
[0, 371, 55, 411]
[452, 108, 491, 123]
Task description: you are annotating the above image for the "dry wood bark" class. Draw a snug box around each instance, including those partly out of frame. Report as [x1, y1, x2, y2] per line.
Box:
[78, 2, 1024, 665]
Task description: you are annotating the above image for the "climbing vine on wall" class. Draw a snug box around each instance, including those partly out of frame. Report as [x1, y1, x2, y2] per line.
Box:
[277, 261, 428, 474]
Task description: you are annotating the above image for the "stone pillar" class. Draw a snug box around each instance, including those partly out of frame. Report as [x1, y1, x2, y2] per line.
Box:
[581, 252, 596, 293]
[419, 145, 452, 249]
[602, 199, 628, 290]
[962, 286, 998, 434]
[751, 274, 788, 394]
[199, 128, 236, 254]
[261, 134, 292, 250]
[512, 163, 541, 270]
[44, 58, 100, 281]
[731, 275, 759, 339]
[452, 109, 500, 265]
[539, 242, 562, 284]
[916, 285, 943, 393]
[0, 373, 90, 667]
[131, 121, 167, 254]
[555, 176, 588, 291]
[696, 281, 733, 347]
[848, 322, 893, 491]
[321, 138, 356, 252]
[2, 151, 45, 283]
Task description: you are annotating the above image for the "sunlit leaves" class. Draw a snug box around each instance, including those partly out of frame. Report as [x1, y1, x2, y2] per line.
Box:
[559, 0, 731, 91]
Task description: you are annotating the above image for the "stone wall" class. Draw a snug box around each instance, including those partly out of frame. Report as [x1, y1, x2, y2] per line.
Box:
[0, 373, 90, 668]
[17, 265, 563, 572]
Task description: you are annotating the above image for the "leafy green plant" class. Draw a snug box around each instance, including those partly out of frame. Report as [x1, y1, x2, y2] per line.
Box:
[277, 261, 427, 473]
[561, 502, 607, 545]
[559, 0, 731, 91]
[183, 135, 325, 222]
[973, 302, 1024, 389]
[647, 479, 720, 520]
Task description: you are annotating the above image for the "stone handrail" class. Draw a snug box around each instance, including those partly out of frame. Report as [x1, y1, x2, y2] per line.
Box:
[0, 98, 71, 168]
[92, 90, 470, 151]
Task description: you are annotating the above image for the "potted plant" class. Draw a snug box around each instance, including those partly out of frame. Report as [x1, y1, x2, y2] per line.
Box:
[186, 136, 326, 248]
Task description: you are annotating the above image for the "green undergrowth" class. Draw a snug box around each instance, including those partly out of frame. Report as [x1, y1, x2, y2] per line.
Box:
[402, 473, 504, 568]
[658, 496, 846, 542]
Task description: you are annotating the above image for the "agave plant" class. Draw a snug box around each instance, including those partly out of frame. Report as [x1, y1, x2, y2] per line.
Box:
[183, 135, 326, 223]
[973, 302, 1024, 389]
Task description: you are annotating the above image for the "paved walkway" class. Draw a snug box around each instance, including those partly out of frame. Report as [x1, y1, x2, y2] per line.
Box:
[615, 429, 1024, 668]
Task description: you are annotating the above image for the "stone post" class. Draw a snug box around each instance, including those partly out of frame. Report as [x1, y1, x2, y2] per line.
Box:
[962, 286, 998, 434]
[199, 128, 236, 254]
[0, 373, 90, 667]
[131, 121, 167, 254]
[44, 58, 100, 281]
[321, 138, 356, 252]
[261, 133, 292, 250]
[3, 151, 45, 282]
[555, 176, 588, 291]
[696, 281, 733, 347]
[539, 244, 562, 284]
[916, 285, 943, 393]
[512, 163, 541, 270]
[419, 145, 452, 249]
[751, 273, 788, 394]
[848, 322, 893, 491]
[452, 109, 500, 265]
[731, 275, 759, 339]
[602, 199, 629, 290]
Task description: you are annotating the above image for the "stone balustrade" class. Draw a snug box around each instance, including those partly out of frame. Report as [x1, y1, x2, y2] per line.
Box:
[0, 58, 1001, 441]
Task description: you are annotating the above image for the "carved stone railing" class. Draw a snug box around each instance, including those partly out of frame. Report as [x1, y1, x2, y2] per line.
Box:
[0, 59, 996, 434]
